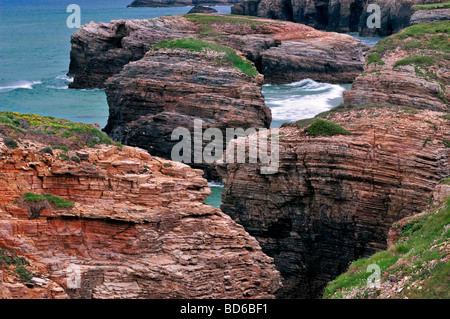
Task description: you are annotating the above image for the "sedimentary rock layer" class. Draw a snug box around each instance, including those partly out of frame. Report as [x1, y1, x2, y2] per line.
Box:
[231, 0, 448, 36]
[103, 45, 271, 180]
[0, 139, 281, 299]
[217, 106, 450, 298]
[68, 14, 364, 88]
[344, 21, 449, 112]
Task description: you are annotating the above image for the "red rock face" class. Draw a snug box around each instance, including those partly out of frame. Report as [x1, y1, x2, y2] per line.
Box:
[217, 107, 450, 298]
[0, 142, 281, 299]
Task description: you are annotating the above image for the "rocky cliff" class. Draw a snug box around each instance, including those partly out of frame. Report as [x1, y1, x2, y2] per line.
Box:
[217, 105, 450, 298]
[68, 14, 364, 88]
[324, 181, 450, 299]
[0, 113, 281, 299]
[231, 0, 448, 36]
[127, 0, 242, 7]
[344, 21, 449, 112]
[103, 39, 271, 181]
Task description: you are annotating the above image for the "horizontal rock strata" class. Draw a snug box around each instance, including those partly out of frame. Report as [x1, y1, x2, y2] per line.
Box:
[217, 106, 450, 298]
[103, 45, 271, 180]
[344, 21, 449, 112]
[68, 14, 364, 88]
[0, 138, 281, 299]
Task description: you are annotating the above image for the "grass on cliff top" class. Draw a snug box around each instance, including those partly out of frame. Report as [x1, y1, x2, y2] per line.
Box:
[152, 38, 259, 77]
[283, 104, 418, 130]
[304, 119, 351, 137]
[371, 21, 449, 58]
[23, 192, 74, 209]
[0, 111, 116, 149]
[323, 195, 450, 299]
[413, 2, 450, 10]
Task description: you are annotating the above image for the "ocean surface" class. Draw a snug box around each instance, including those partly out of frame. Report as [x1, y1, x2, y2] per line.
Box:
[0, 0, 381, 208]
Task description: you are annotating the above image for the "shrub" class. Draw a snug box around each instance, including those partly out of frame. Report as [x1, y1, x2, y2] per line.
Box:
[305, 120, 351, 137]
[3, 137, 18, 149]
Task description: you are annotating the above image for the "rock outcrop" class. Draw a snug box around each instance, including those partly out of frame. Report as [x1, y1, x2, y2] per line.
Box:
[231, 0, 448, 36]
[410, 8, 450, 25]
[344, 21, 449, 112]
[68, 14, 364, 88]
[187, 5, 219, 13]
[67, 16, 198, 89]
[0, 133, 281, 299]
[103, 40, 271, 181]
[127, 0, 242, 7]
[323, 181, 450, 299]
[217, 106, 450, 298]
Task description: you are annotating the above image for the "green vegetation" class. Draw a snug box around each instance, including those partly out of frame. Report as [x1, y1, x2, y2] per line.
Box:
[23, 192, 74, 209]
[184, 14, 281, 37]
[372, 21, 449, 57]
[0, 249, 33, 283]
[324, 195, 450, 299]
[286, 104, 418, 131]
[442, 139, 450, 148]
[366, 53, 385, 66]
[423, 137, 432, 147]
[305, 120, 351, 137]
[393, 55, 435, 69]
[413, 2, 450, 10]
[152, 38, 259, 77]
[0, 111, 115, 149]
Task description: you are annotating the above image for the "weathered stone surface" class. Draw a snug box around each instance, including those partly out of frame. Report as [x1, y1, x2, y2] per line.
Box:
[344, 22, 449, 112]
[261, 32, 364, 84]
[103, 47, 271, 181]
[217, 106, 450, 298]
[0, 139, 281, 299]
[68, 16, 198, 89]
[68, 14, 364, 88]
[187, 5, 219, 13]
[231, 0, 448, 36]
[410, 8, 450, 25]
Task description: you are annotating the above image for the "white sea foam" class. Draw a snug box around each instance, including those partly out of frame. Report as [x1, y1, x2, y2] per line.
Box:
[263, 79, 346, 122]
[0, 80, 42, 92]
[208, 182, 224, 188]
[56, 75, 74, 83]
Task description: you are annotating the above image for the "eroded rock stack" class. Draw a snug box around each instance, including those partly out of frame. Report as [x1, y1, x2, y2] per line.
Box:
[103, 44, 271, 180]
[68, 14, 364, 87]
[217, 106, 450, 298]
[231, 0, 448, 36]
[344, 21, 449, 112]
[0, 138, 281, 299]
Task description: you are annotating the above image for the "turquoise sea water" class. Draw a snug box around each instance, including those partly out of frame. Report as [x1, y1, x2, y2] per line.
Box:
[0, 0, 380, 208]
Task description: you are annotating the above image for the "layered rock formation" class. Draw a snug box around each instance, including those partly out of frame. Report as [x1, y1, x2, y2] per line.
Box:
[187, 5, 219, 13]
[127, 0, 242, 7]
[68, 14, 364, 88]
[103, 41, 271, 181]
[67, 16, 198, 89]
[231, 0, 448, 36]
[344, 21, 449, 112]
[0, 134, 281, 299]
[217, 106, 450, 298]
[410, 7, 450, 25]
